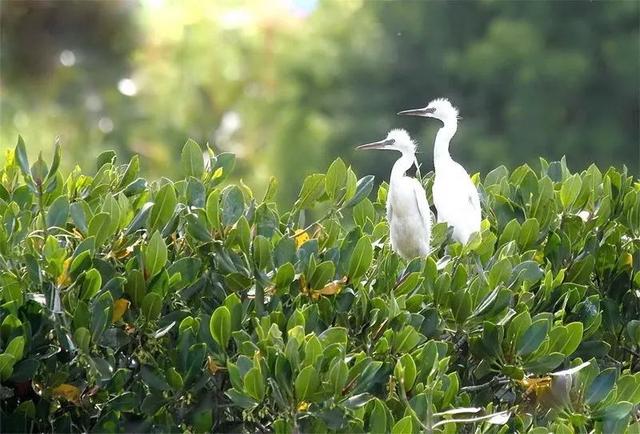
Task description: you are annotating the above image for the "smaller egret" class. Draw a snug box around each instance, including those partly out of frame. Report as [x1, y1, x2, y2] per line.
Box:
[398, 98, 481, 245]
[357, 129, 431, 259]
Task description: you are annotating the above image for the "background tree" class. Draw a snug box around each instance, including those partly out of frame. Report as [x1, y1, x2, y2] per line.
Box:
[1, 0, 638, 203]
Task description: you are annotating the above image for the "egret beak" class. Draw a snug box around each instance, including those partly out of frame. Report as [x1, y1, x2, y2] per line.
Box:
[356, 138, 395, 150]
[397, 107, 435, 116]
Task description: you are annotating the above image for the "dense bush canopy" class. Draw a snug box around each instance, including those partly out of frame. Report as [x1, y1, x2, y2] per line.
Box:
[0, 138, 639, 433]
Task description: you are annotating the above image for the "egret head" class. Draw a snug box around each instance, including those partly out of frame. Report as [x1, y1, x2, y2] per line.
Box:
[356, 128, 416, 155]
[398, 98, 459, 124]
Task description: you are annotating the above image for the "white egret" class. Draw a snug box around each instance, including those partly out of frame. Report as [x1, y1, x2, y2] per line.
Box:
[398, 98, 481, 245]
[357, 129, 431, 259]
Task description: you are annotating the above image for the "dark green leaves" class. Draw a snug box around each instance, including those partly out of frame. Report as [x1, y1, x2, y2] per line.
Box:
[517, 319, 548, 356]
[1, 145, 637, 433]
[586, 368, 617, 405]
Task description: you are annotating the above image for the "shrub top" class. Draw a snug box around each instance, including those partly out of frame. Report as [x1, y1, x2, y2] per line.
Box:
[0, 137, 638, 433]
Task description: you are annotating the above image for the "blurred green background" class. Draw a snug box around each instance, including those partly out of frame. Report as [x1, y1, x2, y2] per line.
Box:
[2, 0, 638, 203]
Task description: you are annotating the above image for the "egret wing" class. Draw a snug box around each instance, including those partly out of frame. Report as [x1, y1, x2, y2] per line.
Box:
[466, 181, 481, 215]
[410, 179, 431, 233]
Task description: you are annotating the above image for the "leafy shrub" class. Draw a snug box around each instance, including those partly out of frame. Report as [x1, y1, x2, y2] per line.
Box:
[0, 137, 638, 433]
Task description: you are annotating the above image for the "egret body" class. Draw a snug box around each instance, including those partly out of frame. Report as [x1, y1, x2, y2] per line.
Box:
[398, 98, 481, 244]
[357, 129, 431, 259]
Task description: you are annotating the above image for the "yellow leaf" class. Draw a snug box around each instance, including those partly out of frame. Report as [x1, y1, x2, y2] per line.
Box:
[621, 253, 633, 270]
[294, 229, 310, 248]
[112, 299, 130, 323]
[52, 384, 81, 404]
[57, 258, 73, 287]
[318, 277, 348, 295]
[207, 355, 223, 375]
[213, 167, 224, 179]
[297, 401, 310, 412]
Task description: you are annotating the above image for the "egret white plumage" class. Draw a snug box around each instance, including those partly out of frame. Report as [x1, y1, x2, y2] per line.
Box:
[398, 98, 481, 244]
[357, 129, 431, 259]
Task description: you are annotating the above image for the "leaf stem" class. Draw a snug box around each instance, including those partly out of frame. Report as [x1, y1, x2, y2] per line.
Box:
[38, 184, 48, 240]
[254, 272, 265, 316]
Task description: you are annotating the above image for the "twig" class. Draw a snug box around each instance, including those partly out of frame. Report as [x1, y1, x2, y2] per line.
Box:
[461, 376, 508, 392]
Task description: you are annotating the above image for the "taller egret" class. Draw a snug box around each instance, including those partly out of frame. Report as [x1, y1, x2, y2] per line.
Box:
[357, 129, 431, 259]
[398, 98, 481, 244]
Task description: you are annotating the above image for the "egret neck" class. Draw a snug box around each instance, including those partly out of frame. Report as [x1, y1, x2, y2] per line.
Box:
[391, 152, 417, 183]
[433, 118, 457, 170]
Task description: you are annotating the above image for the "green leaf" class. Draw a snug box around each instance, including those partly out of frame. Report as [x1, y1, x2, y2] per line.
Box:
[221, 186, 245, 226]
[595, 401, 633, 422]
[303, 335, 323, 367]
[15, 135, 31, 178]
[325, 158, 347, 200]
[74, 327, 91, 353]
[141, 365, 171, 391]
[0, 353, 16, 381]
[149, 183, 177, 231]
[88, 212, 113, 247]
[348, 235, 373, 281]
[101, 193, 122, 234]
[5, 336, 25, 361]
[143, 231, 168, 278]
[211, 152, 236, 182]
[561, 322, 583, 356]
[181, 139, 204, 178]
[396, 354, 417, 391]
[369, 399, 388, 434]
[391, 415, 412, 434]
[586, 368, 617, 405]
[96, 150, 116, 169]
[69, 201, 89, 234]
[343, 175, 375, 208]
[309, 260, 335, 290]
[327, 358, 348, 395]
[295, 173, 325, 209]
[253, 235, 273, 270]
[392, 326, 421, 353]
[118, 155, 140, 189]
[235, 216, 251, 254]
[107, 392, 138, 412]
[210, 306, 231, 350]
[46, 195, 69, 228]
[517, 319, 548, 356]
[141, 292, 163, 322]
[205, 190, 221, 231]
[518, 218, 540, 249]
[185, 212, 213, 243]
[560, 173, 582, 209]
[81, 268, 102, 300]
[451, 291, 472, 325]
[125, 269, 146, 306]
[244, 367, 265, 401]
[295, 365, 319, 401]
[274, 263, 295, 290]
[125, 202, 154, 236]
